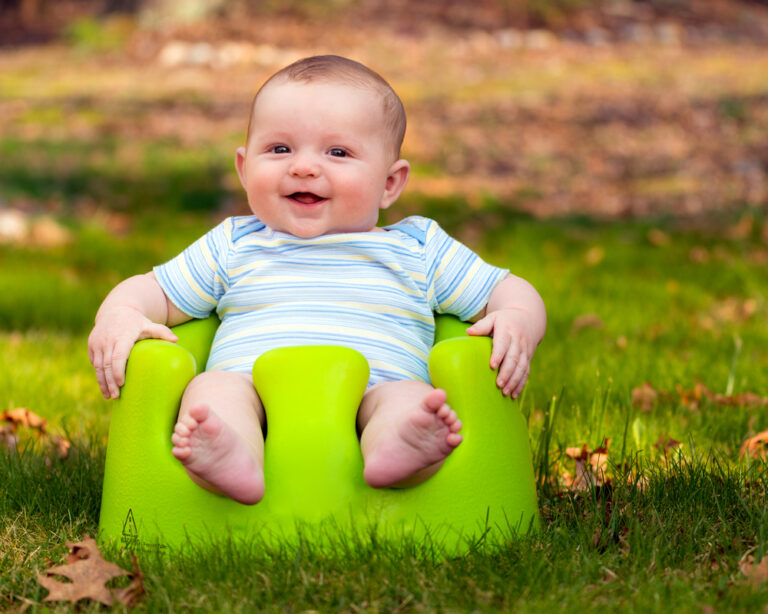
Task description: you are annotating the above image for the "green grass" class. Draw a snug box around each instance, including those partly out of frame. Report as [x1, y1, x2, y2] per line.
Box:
[3, 440, 768, 611]
[2, 205, 768, 611]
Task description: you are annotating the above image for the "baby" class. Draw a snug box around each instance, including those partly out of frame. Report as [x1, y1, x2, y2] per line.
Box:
[88, 55, 546, 505]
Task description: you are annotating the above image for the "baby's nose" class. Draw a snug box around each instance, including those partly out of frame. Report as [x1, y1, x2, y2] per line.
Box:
[289, 153, 321, 178]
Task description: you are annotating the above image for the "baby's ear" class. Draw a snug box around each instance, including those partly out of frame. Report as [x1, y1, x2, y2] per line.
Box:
[234, 146, 248, 190]
[380, 159, 410, 210]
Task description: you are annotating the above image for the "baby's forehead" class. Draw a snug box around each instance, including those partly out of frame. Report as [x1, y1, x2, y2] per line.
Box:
[255, 76, 383, 105]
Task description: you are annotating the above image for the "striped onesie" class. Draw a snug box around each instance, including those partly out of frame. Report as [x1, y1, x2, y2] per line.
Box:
[154, 215, 508, 386]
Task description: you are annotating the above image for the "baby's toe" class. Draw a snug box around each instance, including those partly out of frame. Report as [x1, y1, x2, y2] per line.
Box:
[172, 445, 190, 460]
[180, 415, 199, 431]
[171, 432, 188, 447]
[446, 432, 463, 447]
[188, 404, 209, 422]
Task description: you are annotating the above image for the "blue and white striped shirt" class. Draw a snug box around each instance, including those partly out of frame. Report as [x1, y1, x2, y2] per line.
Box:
[154, 216, 508, 385]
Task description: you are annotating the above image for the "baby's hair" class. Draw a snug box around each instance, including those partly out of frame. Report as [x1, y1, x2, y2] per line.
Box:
[246, 55, 407, 158]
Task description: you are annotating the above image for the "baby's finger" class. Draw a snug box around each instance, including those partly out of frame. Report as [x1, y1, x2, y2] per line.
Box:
[111, 339, 134, 389]
[143, 322, 178, 343]
[495, 348, 519, 391]
[103, 362, 118, 399]
[91, 349, 110, 399]
[102, 346, 122, 399]
[505, 357, 530, 398]
[490, 332, 512, 370]
[466, 315, 494, 337]
[510, 363, 531, 399]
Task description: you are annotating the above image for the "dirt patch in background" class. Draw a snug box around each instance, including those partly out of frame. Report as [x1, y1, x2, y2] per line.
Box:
[0, 1, 767, 222]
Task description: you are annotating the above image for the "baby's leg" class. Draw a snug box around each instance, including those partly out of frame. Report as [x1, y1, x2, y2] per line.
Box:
[357, 380, 462, 488]
[171, 370, 265, 505]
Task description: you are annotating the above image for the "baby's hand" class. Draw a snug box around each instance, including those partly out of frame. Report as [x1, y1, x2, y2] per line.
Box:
[466, 309, 537, 398]
[88, 306, 177, 400]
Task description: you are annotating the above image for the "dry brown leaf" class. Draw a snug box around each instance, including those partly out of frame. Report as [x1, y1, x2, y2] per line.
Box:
[37, 536, 143, 607]
[49, 434, 72, 459]
[740, 430, 768, 460]
[112, 553, 145, 607]
[710, 297, 758, 325]
[584, 246, 605, 265]
[676, 381, 768, 410]
[1, 408, 47, 433]
[632, 382, 658, 412]
[647, 228, 670, 246]
[713, 389, 768, 408]
[590, 439, 610, 475]
[1, 423, 17, 451]
[568, 458, 593, 491]
[637, 381, 768, 413]
[562, 440, 610, 491]
[571, 313, 603, 333]
[654, 434, 682, 453]
[0, 407, 71, 459]
[740, 555, 768, 586]
[565, 445, 589, 460]
[677, 381, 707, 410]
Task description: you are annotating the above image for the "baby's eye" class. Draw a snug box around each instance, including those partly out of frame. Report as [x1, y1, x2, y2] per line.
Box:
[328, 148, 347, 158]
[272, 145, 290, 154]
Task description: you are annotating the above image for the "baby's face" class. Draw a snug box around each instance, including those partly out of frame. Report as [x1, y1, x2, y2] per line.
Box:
[235, 79, 409, 239]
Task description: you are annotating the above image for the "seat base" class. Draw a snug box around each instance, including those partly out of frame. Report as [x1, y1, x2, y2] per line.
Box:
[98, 317, 539, 555]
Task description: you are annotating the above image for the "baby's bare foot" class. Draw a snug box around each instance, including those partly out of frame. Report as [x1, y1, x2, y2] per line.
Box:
[363, 388, 462, 488]
[171, 404, 265, 505]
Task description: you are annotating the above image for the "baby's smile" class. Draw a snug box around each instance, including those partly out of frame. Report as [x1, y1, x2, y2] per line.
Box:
[288, 192, 327, 205]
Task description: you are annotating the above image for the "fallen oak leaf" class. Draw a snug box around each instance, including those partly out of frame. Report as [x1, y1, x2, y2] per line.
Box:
[37, 535, 143, 607]
[112, 553, 145, 607]
[632, 382, 658, 412]
[569, 458, 593, 491]
[49, 434, 71, 459]
[1, 408, 47, 433]
[571, 313, 603, 333]
[562, 440, 611, 491]
[1, 423, 17, 451]
[565, 445, 589, 461]
[676, 381, 768, 410]
[740, 430, 768, 460]
[654, 433, 682, 454]
[740, 555, 768, 586]
[1, 407, 71, 459]
[676, 381, 708, 410]
[590, 439, 610, 475]
[712, 390, 768, 408]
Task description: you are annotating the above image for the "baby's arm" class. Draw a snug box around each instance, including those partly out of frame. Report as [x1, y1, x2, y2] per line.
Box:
[466, 274, 546, 398]
[88, 272, 191, 400]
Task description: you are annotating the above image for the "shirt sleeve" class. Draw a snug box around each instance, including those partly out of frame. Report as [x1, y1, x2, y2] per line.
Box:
[423, 219, 508, 320]
[153, 218, 232, 319]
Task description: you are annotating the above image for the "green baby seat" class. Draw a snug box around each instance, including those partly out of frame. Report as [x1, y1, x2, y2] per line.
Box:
[98, 315, 539, 554]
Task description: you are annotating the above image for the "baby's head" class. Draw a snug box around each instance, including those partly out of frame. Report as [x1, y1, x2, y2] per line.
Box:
[235, 56, 412, 238]
[247, 55, 407, 160]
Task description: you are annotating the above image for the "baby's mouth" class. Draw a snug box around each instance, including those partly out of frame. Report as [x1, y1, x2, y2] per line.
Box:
[288, 192, 326, 205]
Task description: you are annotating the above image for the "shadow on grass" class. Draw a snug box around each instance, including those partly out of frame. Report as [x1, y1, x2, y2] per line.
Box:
[0, 436, 104, 530]
[0, 136, 231, 214]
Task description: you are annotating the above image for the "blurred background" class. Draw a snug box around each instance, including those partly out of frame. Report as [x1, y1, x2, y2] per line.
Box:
[2, 0, 767, 233]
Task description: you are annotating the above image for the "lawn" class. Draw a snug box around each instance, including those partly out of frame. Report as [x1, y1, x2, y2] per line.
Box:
[3, 209, 768, 612]
[2, 15, 768, 612]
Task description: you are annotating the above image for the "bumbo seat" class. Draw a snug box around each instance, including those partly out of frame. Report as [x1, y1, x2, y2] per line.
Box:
[98, 315, 539, 554]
